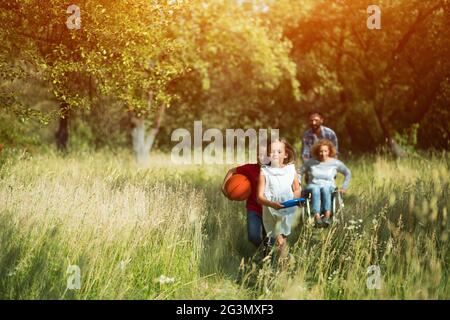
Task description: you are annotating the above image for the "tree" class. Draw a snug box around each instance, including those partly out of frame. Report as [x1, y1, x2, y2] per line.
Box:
[269, 0, 450, 154]
[157, 0, 301, 149]
[1, 0, 186, 158]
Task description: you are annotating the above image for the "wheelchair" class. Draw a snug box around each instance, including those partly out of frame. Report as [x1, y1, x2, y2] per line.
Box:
[298, 186, 345, 226]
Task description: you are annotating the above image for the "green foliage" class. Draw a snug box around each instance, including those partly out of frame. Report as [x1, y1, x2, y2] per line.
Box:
[1, 0, 186, 117]
[0, 113, 41, 147]
[0, 0, 449, 151]
[269, 0, 450, 152]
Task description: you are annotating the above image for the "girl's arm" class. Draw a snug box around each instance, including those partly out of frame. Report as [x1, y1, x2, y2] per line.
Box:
[257, 174, 285, 210]
[221, 167, 237, 199]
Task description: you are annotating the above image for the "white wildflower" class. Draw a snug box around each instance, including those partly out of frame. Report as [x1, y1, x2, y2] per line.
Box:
[119, 258, 131, 271]
[155, 275, 175, 285]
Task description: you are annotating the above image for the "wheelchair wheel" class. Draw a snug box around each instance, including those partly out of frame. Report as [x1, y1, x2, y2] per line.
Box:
[332, 191, 345, 223]
[299, 189, 345, 227]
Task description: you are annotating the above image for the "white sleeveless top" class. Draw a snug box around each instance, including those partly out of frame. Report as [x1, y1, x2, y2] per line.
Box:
[261, 164, 297, 217]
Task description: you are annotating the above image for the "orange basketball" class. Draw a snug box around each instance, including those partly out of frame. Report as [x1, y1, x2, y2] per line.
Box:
[225, 174, 251, 201]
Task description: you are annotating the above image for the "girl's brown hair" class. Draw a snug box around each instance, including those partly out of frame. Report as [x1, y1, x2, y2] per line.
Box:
[268, 138, 296, 165]
[311, 139, 337, 159]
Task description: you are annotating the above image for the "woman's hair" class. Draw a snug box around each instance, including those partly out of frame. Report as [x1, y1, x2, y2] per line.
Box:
[268, 138, 296, 165]
[311, 139, 337, 159]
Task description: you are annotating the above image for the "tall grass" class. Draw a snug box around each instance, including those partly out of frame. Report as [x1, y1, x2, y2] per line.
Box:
[0, 149, 448, 299]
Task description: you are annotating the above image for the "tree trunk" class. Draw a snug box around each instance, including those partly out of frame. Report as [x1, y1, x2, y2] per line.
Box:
[130, 92, 165, 166]
[131, 118, 152, 166]
[55, 102, 69, 151]
[374, 105, 405, 158]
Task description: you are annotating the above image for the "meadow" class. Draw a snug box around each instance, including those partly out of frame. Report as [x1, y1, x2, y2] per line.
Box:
[0, 149, 448, 299]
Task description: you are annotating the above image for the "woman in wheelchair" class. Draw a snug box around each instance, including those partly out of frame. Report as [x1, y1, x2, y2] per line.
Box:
[299, 139, 351, 228]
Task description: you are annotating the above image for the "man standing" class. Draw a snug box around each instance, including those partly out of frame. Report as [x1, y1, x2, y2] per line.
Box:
[301, 112, 338, 161]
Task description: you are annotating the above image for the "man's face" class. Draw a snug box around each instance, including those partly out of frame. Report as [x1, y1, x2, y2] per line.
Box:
[309, 114, 323, 131]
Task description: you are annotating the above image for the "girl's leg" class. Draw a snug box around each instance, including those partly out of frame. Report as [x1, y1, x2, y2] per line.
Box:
[262, 209, 276, 249]
[276, 234, 286, 250]
[247, 210, 263, 247]
[276, 234, 289, 266]
[306, 184, 322, 220]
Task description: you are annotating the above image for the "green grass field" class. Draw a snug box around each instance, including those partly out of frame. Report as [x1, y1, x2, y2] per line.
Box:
[0, 149, 448, 299]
